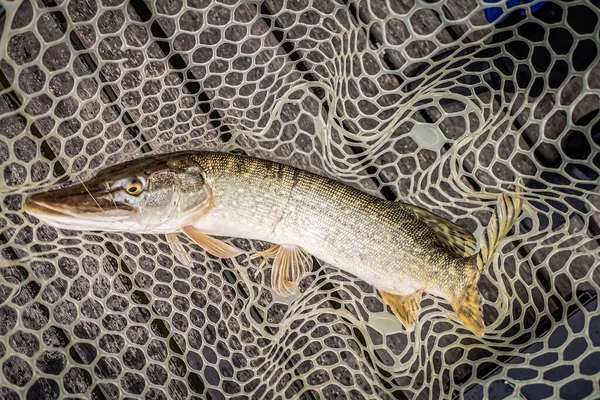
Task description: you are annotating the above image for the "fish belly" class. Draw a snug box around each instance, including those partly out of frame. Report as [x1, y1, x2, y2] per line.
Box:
[194, 186, 435, 296]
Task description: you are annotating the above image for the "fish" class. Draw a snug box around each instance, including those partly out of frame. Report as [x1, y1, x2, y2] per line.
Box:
[22, 151, 522, 336]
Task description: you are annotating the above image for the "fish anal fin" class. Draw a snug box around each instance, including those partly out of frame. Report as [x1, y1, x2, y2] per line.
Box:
[380, 290, 423, 332]
[166, 233, 192, 266]
[182, 226, 243, 259]
[403, 203, 477, 258]
[449, 276, 485, 337]
[270, 245, 312, 297]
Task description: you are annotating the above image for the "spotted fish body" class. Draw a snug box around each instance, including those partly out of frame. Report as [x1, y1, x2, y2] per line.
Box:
[23, 151, 521, 336]
[194, 153, 476, 299]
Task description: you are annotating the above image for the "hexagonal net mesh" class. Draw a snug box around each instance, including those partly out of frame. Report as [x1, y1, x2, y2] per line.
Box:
[0, 0, 599, 398]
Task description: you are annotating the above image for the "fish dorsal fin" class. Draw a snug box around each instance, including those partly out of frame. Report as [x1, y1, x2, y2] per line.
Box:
[249, 244, 312, 296]
[182, 226, 243, 259]
[402, 203, 477, 258]
[166, 233, 192, 266]
[380, 290, 423, 332]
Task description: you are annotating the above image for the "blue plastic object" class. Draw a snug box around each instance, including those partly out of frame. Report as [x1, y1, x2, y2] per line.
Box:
[484, 0, 547, 23]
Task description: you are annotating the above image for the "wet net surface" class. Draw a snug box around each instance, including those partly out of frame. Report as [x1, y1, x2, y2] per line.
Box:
[0, 0, 599, 399]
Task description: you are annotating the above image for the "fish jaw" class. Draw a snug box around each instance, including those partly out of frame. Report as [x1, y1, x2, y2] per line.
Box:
[22, 187, 135, 231]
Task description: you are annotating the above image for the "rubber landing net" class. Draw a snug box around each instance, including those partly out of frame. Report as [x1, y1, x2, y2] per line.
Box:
[0, 0, 599, 399]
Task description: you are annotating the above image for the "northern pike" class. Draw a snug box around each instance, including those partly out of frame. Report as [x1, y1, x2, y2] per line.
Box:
[22, 151, 521, 336]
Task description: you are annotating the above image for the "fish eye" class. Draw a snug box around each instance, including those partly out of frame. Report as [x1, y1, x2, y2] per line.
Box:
[124, 180, 143, 196]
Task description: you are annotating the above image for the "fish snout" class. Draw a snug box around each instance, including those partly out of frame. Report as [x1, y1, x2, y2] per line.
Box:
[23, 191, 66, 217]
[24, 188, 87, 213]
[23, 185, 134, 218]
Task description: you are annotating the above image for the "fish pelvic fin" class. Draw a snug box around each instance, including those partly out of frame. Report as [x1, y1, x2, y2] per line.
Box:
[450, 269, 484, 337]
[182, 226, 243, 259]
[402, 203, 477, 258]
[476, 188, 523, 271]
[247, 244, 281, 270]
[270, 245, 313, 297]
[380, 290, 423, 332]
[166, 233, 193, 266]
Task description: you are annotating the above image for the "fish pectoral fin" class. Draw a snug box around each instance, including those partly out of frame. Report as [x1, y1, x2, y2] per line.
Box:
[182, 226, 243, 259]
[270, 245, 312, 297]
[449, 282, 485, 337]
[166, 233, 192, 266]
[380, 290, 423, 332]
[403, 203, 477, 258]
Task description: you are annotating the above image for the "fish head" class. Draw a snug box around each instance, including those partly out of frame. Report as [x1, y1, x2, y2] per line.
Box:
[22, 153, 211, 233]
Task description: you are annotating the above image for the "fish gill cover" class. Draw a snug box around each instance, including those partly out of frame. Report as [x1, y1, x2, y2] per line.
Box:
[0, 0, 599, 399]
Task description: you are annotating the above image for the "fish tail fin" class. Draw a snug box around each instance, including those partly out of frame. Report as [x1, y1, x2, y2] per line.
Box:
[476, 186, 523, 271]
[451, 271, 485, 337]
